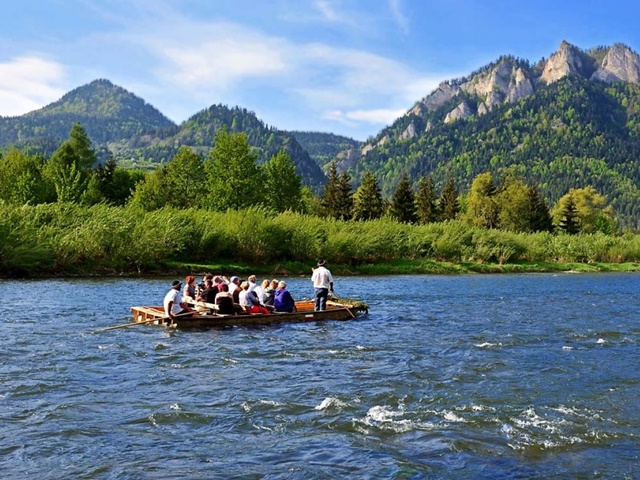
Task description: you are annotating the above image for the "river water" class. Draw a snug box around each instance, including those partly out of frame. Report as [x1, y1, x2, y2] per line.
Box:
[1, 273, 639, 479]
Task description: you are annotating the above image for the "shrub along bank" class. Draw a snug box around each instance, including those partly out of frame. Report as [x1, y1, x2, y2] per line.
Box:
[2, 203, 640, 276]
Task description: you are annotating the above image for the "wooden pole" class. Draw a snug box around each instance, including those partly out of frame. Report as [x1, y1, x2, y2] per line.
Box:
[91, 312, 192, 333]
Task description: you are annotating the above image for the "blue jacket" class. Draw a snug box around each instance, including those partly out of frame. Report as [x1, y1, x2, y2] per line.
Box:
[274, 288, 295, 312]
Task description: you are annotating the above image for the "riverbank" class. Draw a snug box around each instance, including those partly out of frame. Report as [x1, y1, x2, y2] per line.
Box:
[3, 203, 640, 278]
[140, 258, 640, 277]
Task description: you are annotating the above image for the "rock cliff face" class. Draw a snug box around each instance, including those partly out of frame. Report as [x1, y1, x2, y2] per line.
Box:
[592, 43, 640, 83]
[444, 101, 473, 123]
[352, 40, 640, 167]
[539, 40, 588, 84]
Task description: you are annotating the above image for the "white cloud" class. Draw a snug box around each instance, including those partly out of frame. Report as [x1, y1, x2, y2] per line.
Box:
[325, 108, 407, 126]
[314, 0, 341, 22]
[388, 0, 409, 34]
[113, 7, 453, 132]
[0, 56, 66, 116]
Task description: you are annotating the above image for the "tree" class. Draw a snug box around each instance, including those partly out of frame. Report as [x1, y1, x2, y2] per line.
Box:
[335, 171, 354, 220]
[0, 147, 53, 204]
[204, 129, 264, 210]
[164, 147, 206, 208]
[130, 147, 206, 210]
[496, 174, 530, 232]
[320, 162, 340, 217]
[390, 174, 417, 223]
[416, 175, 439, 224]
[557, 192, 580, 234]
[439, 177, 459, 221]
[552, 186, 617, 234]
[528, 182, 553, 232]
[67, 122, 97, 171]
[465, 172, 499, 228]
[44, 142, 88, 203]
[352, 171, 384, 221]
[130, 169, 171, 211]
[43, 123, 97, 203]
[263, 150, 303, 212]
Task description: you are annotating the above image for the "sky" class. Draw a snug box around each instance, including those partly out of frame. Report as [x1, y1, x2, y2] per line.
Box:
[1, 0, 640, 141]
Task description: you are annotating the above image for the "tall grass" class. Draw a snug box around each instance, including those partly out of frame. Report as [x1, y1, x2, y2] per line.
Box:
[2, 203, 640, 276]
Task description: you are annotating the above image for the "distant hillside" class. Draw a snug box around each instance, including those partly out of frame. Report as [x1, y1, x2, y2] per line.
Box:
[0, 79, 176, 146]
[336, 41, 640, 228]
[290, 131, 361, 171]
[0, 81, 326, 188]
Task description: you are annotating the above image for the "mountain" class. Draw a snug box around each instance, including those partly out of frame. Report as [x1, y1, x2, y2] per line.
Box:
[0, 79, 176, 145]
[0, 80, 326, 188]
[338, 41, 640, 228]
[290, 131, 361, 171]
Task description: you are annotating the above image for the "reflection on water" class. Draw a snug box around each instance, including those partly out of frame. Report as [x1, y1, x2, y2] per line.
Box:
[1, 273, 639, 478]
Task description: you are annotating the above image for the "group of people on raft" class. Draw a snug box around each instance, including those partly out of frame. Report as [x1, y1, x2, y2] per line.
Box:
[163, 260, 334, 322]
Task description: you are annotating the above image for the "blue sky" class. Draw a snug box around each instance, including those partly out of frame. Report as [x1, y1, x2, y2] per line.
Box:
[1, 0, 639, 140]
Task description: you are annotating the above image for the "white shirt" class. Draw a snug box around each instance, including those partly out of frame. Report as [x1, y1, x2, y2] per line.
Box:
[312, 266, 333, 289]
[164, 288, 182, 316]
[228, 282, 238, 295]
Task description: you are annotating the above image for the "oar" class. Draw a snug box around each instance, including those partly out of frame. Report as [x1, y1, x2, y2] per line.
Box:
[91, 312, 191, 333]
[330, 292, 356, 319]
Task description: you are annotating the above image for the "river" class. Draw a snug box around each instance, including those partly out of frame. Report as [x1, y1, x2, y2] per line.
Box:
[1, 273, 639, 478]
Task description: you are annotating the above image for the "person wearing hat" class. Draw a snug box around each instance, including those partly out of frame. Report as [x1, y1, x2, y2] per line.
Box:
[311, 260, 334, 311]
[164, 280, 191, 321]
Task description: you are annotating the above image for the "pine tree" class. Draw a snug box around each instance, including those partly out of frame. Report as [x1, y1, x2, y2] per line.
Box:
[390, 174, 417, 223]
[528, 182, 553, 232]
[352, 171, 384, 221]
[320, 162, 340, 217]
[334, 171, 353, 220]
[263, 150, 303, 212]
[439, 177, 459, 221]
[67, 122, 97, 171]
[416, 175, 439, 224]
[558, 194, 580, 234]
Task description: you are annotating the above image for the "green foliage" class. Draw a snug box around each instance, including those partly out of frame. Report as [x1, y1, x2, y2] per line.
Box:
[352, 171, 385, 221]
[416, 175, 439, 224]
[291, 131, 361, 170]
[3, 203, 640, 276]
[348, 75, 640, 229]
[263, 150, 303, 212]
[439, 177, 460, 221]
[390, 174, 417, 223]
[204, 129, 265, 210]
[553, 187, 617, 234]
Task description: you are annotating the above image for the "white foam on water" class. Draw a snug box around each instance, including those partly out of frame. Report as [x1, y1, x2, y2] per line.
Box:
[241, 402, 251, 412]
[442, 410, 466, 423]
[315, 397, 348, 411]
[170, 403, 181, 411]
[474, 342, 502, 348]
[596, 338, 606, 344]
[356, 345, 367, 350]
[259, 399, 284, 407]
[562, 345, 574, 350]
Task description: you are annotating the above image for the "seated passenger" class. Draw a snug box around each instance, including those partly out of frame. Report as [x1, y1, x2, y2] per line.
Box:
[239, 281, 270, 315]
[215, 283, 243, 315]
[183, 275, 197, 301]
[262, 279, 277, 307]
[274, 281, 296, 313]
[198, 278, 217, 304]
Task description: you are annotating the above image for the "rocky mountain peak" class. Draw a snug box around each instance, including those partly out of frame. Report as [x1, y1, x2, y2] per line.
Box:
[540, 40, 586, 84]
[591, 43, 640, 84]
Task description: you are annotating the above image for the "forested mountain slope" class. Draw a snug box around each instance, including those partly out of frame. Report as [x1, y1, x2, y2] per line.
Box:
[290, 131, 361, 171]
[0, 81, 326, 187]
[338, 42, 640, 228]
